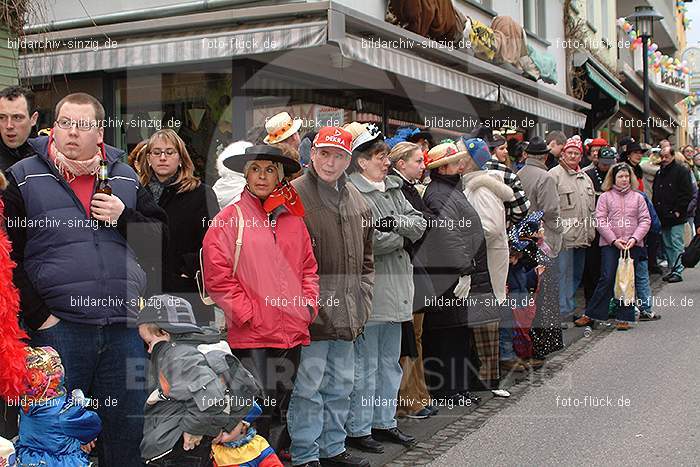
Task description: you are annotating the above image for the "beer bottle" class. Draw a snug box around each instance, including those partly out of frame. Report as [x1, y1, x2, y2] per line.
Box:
[95, 159, 112, 195]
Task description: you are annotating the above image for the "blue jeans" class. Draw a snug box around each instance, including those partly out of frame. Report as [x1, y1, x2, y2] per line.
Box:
[346, 322, 402, 437]
[499, 310, 516, 362]
[558, 247, 587, 318]
[584, 246, 643, 322]
[28, 320, 147, 467]
[635, 254, 652, 313]
[661, 224, 686, 276]
[288, 340, 354, 464]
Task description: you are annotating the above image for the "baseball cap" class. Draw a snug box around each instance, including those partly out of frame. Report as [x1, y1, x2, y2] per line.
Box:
[137, 295, 203, 335]
[313, 126, 353, 155]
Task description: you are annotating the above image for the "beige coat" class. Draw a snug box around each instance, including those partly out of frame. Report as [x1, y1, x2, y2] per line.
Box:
[462, 171, 515, 302]
[517, 157, 563, 257]
[549, 163, 596, 249]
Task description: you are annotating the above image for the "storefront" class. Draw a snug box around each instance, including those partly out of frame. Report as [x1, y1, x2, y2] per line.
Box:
[20, 2, 589, 183]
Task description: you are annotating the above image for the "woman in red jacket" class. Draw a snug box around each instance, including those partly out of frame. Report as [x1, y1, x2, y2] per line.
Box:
[202, 145, 319, 448]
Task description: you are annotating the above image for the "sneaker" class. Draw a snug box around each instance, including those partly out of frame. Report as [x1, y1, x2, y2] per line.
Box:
[426, 405, 439, 416]
[616, 321, 632, 331]
[405, 407, 432, 419]
[491, 389, 511, 398]
[574, 315, 593, 327]
[319, 450, 370, 467]
[666, 274, 683, 283]
[639, 312, 661, 321]
[659, 259, 668, 268]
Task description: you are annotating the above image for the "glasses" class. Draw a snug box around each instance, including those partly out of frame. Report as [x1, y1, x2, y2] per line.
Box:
[149, 148, 179, 158]
[55, 118, 99, 131]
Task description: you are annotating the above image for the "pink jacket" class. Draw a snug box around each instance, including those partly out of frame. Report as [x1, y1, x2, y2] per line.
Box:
[596, 188, 651, 247]
[202, 189, 319, 350]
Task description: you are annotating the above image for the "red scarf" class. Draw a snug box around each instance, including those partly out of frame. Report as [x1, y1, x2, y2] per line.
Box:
[263, 181, 305, 216]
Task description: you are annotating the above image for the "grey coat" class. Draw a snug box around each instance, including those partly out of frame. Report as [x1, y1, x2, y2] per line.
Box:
[140, 335, 250, 461]
[349, 172, 427, 323]
[517, 157, 564, 257]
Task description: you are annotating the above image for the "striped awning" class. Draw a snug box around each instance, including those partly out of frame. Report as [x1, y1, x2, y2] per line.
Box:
[336, 35, 499, 103]
[499, 86, 588, 128]
[20, 20, 327, 77]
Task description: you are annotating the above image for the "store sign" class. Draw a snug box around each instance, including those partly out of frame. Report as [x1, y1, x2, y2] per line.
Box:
[633, 47, 689, 97]
[314, 106, 344, 127]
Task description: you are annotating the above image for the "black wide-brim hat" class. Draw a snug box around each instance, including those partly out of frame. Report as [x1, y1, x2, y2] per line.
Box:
[623, 142, 644, 156]
[223, 144, 301, 176]
[524, 136, 550, 155]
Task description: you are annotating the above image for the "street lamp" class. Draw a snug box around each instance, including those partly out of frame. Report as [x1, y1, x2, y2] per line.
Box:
[628, 6, 663, 144]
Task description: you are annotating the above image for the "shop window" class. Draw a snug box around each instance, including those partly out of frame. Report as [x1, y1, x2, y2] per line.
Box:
[523, 0, 546, 39]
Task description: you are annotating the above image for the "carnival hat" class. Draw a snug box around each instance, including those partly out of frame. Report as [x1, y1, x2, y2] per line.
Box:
[426, 142, 468, 169]
[461, 137, 492, 169]
[263, 111, 303, 145]
[588, 137, 608, 148]
[598, 146, 616, 164]
[223, 144, 301, 176]
[524, 136, 550, 155]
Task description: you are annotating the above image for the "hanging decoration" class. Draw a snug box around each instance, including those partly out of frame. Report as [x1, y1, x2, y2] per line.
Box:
[616, 17, 691, 81]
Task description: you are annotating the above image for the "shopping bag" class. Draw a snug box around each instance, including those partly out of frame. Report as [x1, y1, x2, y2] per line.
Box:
[614, 248, 635, 306]
[681, 234, 700, 268]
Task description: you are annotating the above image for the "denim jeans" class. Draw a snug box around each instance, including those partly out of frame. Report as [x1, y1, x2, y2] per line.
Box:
[661, 224, 686, 276]
[635, 254, 652, 313]
[288, 340, 354, 464]
[499, 313, 516, 362]
[584, 246, 643, 322]
[28, 320, 147, 467]
[558, 247, 587, 317]
[346, 322, 402, 437]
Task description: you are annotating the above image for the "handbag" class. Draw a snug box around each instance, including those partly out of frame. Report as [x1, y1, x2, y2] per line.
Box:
[614, 248, 635, 306]
[681, 234, 700, 268]
[196, 204, 244, 305]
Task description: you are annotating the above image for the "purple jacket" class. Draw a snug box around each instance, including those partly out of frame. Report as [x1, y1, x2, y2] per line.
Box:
[596, 187, 651, 247]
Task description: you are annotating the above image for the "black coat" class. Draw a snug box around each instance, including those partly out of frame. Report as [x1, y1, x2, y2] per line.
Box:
[0, 138, 35, 173]
[416, 171, 498, 329]
[154, 182, 219, 294]
[652, 160, 694, 227]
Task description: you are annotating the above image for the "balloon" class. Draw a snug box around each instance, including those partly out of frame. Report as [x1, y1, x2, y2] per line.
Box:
[630, 31, 637, 39]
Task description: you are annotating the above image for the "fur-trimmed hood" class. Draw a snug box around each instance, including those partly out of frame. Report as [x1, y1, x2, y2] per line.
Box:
[463, 171, 515, 202]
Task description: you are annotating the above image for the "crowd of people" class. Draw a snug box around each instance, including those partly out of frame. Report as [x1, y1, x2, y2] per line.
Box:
[0, 84, 696, 467]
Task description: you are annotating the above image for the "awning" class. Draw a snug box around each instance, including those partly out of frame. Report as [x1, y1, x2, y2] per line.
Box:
[336, 34, 499, 103]
[585, 63, 627, 104]
[499, 86, 588, 128]
[20, 20, 327, 77]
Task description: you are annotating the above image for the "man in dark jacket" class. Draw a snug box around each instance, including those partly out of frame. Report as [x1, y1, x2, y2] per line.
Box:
[2, 92, 167, 466]
[288, 126, 374, 467]
[0, 86, 37, 172]
[653, 148, 694, 282]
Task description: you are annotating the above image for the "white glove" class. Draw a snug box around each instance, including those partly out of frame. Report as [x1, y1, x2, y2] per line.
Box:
[453, 275, 471, 299]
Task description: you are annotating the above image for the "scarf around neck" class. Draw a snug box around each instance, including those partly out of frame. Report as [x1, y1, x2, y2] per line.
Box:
[613, 184, 631, 194]
[147, 173, 179, 204]
[48, 137, 102, 183]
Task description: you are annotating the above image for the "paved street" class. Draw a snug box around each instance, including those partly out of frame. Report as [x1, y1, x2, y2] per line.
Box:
[417, 267, 700, 466]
